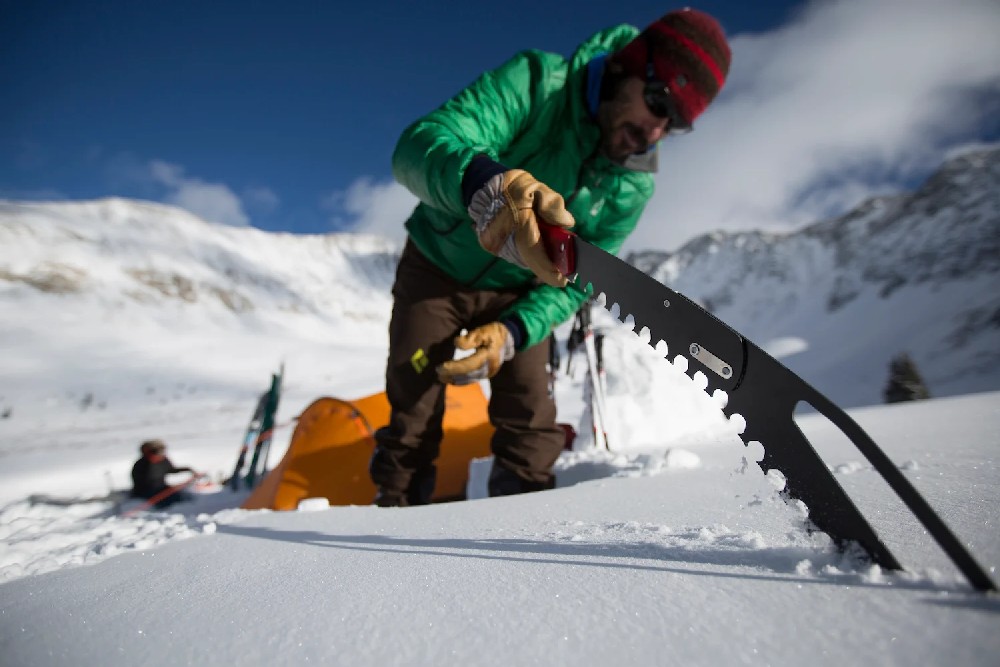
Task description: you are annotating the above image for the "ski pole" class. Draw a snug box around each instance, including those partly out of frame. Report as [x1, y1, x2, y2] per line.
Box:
[121, 475, 202, 517]
[583, 328, 611, 450]
[577, 300, 611, 450]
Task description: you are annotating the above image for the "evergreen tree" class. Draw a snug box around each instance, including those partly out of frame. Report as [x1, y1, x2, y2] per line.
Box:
[883, 353, 931, 403]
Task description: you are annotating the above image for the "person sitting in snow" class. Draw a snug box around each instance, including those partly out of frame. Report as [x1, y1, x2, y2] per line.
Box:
[130, 439, 201, 509]
[369, 8, 732, 506]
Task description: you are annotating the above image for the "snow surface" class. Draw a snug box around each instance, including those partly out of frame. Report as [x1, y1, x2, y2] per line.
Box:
[1, 303, 999, 666]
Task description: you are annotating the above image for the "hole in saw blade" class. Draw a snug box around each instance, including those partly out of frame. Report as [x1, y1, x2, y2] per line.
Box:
[672, 355, 689, 373]
[742, 439, 765, 465]
[711, 388, 729, 409]
[728, 412, 747, 434]
[691, 370, 709, 391]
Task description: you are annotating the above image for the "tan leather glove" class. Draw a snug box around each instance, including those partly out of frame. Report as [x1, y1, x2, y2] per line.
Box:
[436, 322, 515, 385]
[467, 169, 575, 288]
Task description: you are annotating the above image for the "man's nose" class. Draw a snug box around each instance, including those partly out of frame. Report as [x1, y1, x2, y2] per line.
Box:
[646, 124, 667, 144]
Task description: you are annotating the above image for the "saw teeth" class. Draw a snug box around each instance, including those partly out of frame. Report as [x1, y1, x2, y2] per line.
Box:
[588, 290, 776, 481]
[588, 292, 817, 545]
[589, 284, 770, 470]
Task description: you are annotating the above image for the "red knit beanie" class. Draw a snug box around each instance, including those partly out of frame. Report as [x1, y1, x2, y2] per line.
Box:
[610, 8, 731, 126]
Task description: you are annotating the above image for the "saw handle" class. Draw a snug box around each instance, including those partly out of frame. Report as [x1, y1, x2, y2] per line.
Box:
[539, 223, 577, 277]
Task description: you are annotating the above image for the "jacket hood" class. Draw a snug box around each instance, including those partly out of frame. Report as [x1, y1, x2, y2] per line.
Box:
[569, 24, 641, 71]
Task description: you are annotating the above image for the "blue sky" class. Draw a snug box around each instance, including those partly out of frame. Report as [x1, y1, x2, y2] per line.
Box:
[3, 0, 999, 250]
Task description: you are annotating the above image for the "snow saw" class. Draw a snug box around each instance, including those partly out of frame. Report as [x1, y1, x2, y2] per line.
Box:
[541, 224, 996, 593]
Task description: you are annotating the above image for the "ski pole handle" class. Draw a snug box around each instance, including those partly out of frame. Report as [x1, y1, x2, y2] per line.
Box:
[539, 223, 577, 278]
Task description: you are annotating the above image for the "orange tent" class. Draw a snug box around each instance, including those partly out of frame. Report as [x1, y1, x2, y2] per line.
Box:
[242, 383, 493, 510]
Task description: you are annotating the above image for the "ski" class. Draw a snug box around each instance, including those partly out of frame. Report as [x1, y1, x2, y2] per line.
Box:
[244, 365, 284, 489]
[229, 393, 268, 491]
[541, 224, 997, 592]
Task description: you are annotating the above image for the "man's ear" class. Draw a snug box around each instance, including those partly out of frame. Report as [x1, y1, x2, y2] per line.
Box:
[599, 61, 629, 102]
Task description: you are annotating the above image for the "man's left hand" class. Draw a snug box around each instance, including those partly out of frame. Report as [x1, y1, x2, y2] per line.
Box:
[436, 322, 515, 385]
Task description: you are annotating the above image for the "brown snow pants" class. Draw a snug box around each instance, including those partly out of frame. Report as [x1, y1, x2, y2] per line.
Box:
[369, 240, 564, 502]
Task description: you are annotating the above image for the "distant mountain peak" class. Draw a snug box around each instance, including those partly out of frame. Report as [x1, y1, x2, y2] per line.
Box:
[626, 145, 1000, 406]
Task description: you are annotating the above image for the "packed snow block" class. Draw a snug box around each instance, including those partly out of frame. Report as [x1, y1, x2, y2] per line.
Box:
[242, 383, 493, 510]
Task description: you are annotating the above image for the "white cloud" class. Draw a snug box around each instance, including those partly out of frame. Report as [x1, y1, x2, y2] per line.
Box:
[148, 160, 251, 227]
[626, 0, 1000, 252]
[243, 186, 280, 214]
[324, 177, 418, 246]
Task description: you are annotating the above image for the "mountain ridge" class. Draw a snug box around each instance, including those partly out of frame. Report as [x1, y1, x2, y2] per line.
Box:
[626, 146, 999, 405]
[0, 197, 399, 324]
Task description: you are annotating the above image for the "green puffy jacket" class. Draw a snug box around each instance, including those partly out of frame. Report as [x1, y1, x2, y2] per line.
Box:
[392, 25, 654, 350]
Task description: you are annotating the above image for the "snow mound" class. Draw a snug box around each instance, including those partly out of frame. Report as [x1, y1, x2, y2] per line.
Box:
[0, 496, 219, 582]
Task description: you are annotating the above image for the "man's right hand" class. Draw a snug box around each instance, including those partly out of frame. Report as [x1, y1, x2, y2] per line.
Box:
[467, 169, 575, 288]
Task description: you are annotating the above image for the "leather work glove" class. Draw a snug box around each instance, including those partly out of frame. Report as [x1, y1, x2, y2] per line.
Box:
[467, 169, 575, 288]
[436, 322, 515, 385]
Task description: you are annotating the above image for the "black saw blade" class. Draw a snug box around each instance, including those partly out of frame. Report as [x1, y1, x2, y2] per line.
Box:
[566, 234, 996, 591]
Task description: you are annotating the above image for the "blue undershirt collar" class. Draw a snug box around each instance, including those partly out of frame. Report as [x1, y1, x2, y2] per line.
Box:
[585, 53, 608, 120]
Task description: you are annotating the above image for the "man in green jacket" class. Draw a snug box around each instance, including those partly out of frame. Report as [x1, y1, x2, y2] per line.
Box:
[371, 8, 731, 506]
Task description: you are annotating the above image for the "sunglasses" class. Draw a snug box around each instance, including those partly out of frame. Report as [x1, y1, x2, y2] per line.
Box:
[644, 61, 693, 135]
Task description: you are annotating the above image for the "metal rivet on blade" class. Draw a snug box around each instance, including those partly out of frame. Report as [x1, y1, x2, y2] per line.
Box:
[663, 299, 670, 308]
[688, 341, 732, 380]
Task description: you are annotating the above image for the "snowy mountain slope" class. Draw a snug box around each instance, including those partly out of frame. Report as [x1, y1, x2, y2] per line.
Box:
[0, 197, 398, 437]
[0, 197, 398, 326]
[629, 147, 1000, 407]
